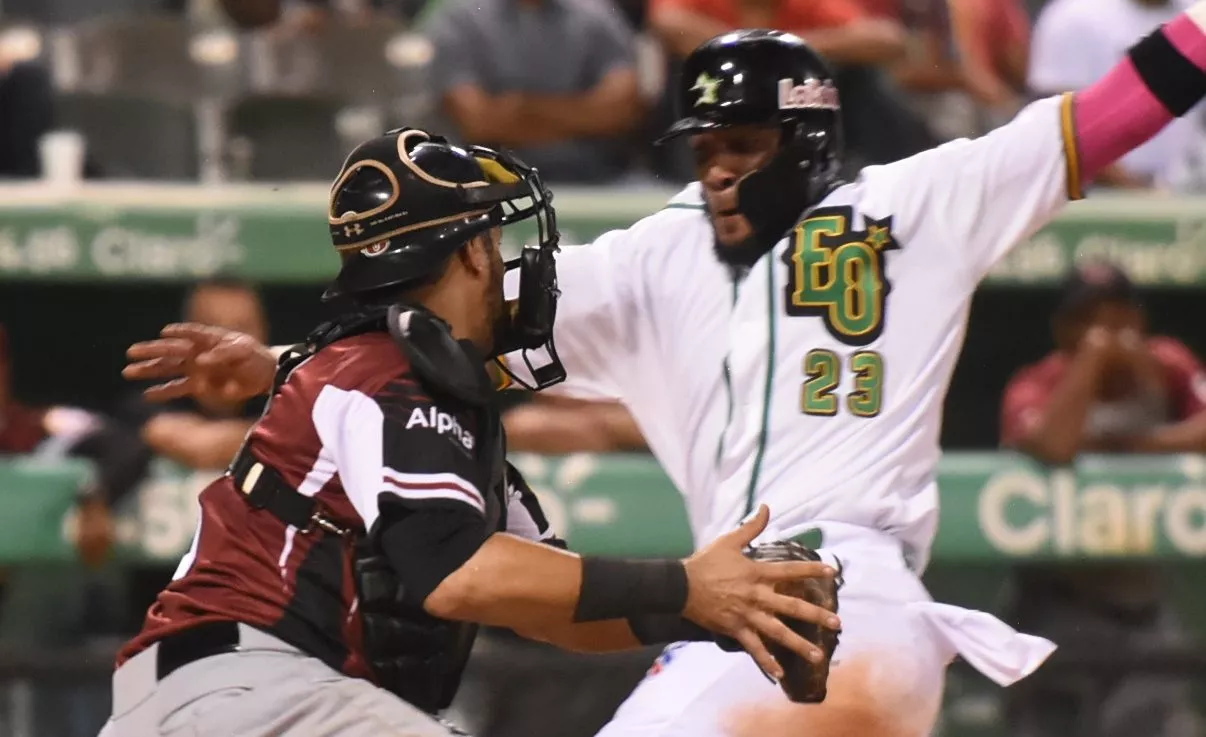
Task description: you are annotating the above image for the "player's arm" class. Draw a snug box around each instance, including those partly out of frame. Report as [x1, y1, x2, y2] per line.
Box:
[436, 511, 837, 663]
[326, 380, 839, 674]
[493, 461, 667, 652]
[123, 323, 279, 402]
[1025, 2, 1150, 189]
[122, 323, 527, 404]
[1045, 6, 1206, 198]
[888, 3, 1206, 282]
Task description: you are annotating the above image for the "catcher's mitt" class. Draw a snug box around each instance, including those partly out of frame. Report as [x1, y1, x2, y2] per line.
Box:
[720, 540, 843, 703]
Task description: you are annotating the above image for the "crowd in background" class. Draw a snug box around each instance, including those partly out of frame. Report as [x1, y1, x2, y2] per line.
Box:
[0, 0, 1204, 188]
[3, 1, 1206, 736]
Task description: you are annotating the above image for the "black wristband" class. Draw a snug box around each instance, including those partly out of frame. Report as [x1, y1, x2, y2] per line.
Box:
[1129, 28, 1206, 117]
[573, 557, 689, 622]
[626, 614, 713, 646]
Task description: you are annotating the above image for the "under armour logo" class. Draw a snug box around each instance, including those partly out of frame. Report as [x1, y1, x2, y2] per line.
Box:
[343, 223, 364, 237]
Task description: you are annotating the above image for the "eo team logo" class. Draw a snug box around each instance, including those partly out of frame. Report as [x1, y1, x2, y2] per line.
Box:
[406, 406, 476, 451]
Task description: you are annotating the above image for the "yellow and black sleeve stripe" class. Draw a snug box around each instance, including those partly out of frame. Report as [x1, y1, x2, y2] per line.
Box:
[1059, 92, 1084, 202]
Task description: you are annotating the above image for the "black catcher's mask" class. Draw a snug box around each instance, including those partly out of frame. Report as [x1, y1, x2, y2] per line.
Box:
[324, 127, 565, 391]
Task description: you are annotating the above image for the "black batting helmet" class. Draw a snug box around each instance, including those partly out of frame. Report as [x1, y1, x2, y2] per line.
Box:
[325, 127, 557, 302]
[658, 30, 844, 251]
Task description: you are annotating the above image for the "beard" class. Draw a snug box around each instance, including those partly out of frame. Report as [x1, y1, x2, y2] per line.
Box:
[713, 232, 776, 270]
[708, 204, 779, 270]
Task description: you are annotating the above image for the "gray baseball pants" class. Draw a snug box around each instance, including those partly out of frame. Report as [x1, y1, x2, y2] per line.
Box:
[97, 623, 455, 737]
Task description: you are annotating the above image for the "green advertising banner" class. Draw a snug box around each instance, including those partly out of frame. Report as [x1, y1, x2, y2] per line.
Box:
[5, 450, 1206, 565]
[1, 184, 1205, 285]
[934, 452, 1206, 560]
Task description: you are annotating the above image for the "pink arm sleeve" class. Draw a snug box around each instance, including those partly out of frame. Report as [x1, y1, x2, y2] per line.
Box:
[1074, 11, 1206, 180]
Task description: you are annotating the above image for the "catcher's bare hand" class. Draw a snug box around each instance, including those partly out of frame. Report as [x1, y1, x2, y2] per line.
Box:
[682, 505, 841, 679]
[123, 323, 277, 403]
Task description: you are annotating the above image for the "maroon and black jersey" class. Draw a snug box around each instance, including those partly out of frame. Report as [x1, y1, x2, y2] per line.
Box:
[117, 331, 557, 679]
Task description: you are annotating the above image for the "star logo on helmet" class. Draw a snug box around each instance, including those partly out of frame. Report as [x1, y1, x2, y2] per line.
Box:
[691, 73, 722, 107]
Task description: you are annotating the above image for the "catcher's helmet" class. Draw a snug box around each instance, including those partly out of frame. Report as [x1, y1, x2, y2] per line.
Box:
[658, 30, 844, 253]
[325, 128, 565, 390]
[325, 127, 556, 302]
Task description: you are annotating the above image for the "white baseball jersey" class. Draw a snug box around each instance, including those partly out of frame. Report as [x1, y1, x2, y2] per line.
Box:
[504, 94, 1080, 572]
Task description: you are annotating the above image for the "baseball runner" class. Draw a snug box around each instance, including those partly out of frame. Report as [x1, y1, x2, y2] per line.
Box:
[101, 128, 842, 737]
[120, 12, 1206, 737]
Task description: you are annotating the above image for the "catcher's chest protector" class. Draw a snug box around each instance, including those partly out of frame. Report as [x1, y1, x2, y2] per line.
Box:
[354, 309, 509, 714]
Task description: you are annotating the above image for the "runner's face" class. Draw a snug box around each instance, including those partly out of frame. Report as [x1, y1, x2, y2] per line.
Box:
[691, 125, 781, 248]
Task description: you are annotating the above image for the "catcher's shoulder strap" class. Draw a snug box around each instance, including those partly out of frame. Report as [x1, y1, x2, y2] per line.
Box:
[228, 450, 353, 537]
[384, 303, 495, 407]
[222, 310, 390, 537]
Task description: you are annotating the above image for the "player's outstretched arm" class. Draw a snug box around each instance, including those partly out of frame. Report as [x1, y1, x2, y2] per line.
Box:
[1067, 5, 1206, 188]
[890, 3, 1206, 285]
[123, 323, 278, 403]
[425, 505, 841, 678]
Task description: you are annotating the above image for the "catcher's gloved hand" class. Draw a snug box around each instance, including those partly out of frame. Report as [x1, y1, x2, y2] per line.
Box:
[716, 540, 843, 703]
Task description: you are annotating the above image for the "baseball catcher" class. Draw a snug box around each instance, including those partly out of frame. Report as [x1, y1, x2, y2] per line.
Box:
[101, 127, 842, 737]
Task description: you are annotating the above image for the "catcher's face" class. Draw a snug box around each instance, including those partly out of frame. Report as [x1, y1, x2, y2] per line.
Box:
[691, 125, 782, 249]
[475, 226, 508, 354]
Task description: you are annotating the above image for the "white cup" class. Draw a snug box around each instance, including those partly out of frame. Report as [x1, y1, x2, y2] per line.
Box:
[38, 130, 86, 185]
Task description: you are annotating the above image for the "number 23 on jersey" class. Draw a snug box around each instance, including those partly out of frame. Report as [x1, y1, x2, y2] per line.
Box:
[781, 207, 896, 419]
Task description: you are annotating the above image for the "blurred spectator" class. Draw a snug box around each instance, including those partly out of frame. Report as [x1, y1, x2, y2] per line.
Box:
[858, 0, 979, 142]
[648, 0, 934, 176]
[1000, 260, 1206, 737]
[1028, 0, 1200, 189]
[218, 0, 287, 27]
[115, 277, 269, 633]
[0, 53, 53, 179]
[504, 396, 647, 453]
[1003, 262, 1206, 461]
[279, 0, 418, 29]
[0, 0, 179, 23]
[422, 0, 645, 183]
[860, 0, 1029, 138]
[861, 0, 961, 94]
[0, 324, 147, 567]
[649, 0, 906, 66]
[950, 0, 1031, 112]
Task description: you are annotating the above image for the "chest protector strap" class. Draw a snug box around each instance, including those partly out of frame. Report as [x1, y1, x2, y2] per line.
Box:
[226, 307, 493, 715]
